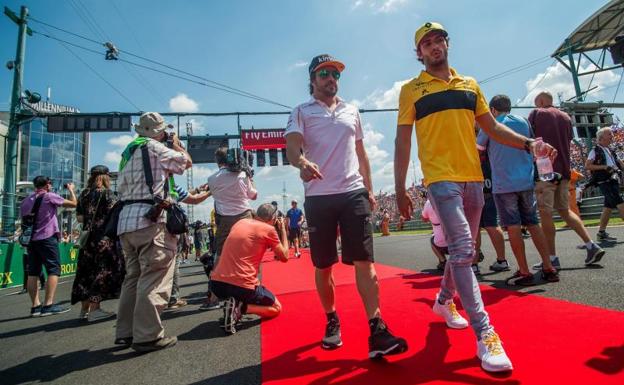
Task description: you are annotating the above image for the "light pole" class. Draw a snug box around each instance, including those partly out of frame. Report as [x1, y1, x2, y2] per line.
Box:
[2, 6, 31, 233]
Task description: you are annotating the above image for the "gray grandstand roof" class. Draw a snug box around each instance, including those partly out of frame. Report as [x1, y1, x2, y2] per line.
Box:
[552, 0, 624, 57]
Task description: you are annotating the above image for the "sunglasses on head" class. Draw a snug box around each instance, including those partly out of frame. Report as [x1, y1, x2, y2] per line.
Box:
[317, 68, 341, 80]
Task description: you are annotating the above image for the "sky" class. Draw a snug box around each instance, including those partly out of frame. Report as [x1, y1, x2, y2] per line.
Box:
[1, 0, 622, 221]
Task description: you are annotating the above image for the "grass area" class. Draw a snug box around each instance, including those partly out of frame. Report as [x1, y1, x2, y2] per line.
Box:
[554, 217, 623, 229]
[374, 217, 624, 237]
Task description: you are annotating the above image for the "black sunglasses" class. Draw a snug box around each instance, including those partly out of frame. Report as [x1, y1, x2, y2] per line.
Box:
[317, 68, 341, 80]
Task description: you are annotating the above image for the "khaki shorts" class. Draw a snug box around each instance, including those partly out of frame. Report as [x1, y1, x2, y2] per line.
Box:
[535, 179, 569, 212]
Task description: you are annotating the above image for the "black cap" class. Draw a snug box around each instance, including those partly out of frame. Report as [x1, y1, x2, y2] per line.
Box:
[89, 165, 110, 176]
[308, 54, 346, 75]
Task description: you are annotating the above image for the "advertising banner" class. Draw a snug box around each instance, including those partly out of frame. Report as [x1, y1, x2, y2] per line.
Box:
[241, 129, 286, 150]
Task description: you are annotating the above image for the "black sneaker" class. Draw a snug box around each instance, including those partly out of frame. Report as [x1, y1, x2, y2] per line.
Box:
[223, 297, 243, 334]
[597, 231, 616, 241]
[321, 318, 342, 350]
[585, 244, 605, 265]
[436, 260, 446, 271]
[505, 271, 535, 286]
[368, 319, 408, 359]
[40, 303, 70, 316]
[30, 305, 42, 317]
[541, 268, 560, 282]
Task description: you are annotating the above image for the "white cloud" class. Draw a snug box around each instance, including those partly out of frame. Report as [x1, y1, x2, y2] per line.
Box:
[192, 165, 217, 180]
[104, 151, 121, 166]
[371, 159, 423, 193]
[351, 0, 408, 13]
[520, 61, 621, 106]
[351, 79, 410, 109]
[108, 134, 134, 148]
[362, 123, 389, 165]
[169, 93, 199, 112]
[254, 164, 299, 180]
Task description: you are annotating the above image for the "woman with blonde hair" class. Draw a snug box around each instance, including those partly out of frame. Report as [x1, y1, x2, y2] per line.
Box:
[71, 165, 125, 321]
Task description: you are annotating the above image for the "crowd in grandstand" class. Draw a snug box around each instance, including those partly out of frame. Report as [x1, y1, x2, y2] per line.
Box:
[373, 125, 624, 225]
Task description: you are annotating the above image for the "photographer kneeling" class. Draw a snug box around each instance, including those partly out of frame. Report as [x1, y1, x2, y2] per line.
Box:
[115, 112, 191, 353]
[210, 203, 288, 334]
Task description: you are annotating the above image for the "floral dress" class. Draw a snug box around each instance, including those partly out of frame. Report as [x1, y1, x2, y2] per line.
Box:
[71, 188, 125, 304]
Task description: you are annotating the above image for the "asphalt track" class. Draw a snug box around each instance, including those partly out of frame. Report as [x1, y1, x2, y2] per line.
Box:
[1, 226, 622, 385]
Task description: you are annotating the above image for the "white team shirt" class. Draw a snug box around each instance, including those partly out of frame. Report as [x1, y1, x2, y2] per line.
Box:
[285, 97, 365, 196]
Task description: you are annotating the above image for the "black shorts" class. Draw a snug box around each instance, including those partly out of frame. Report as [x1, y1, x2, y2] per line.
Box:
[598, 180, 624, 209]
[27, 236, 61, 276]
[304, 188, 374, 269]
[210, 280, 275, 306]
[480, 194, 499, 228]
[288, 227, 301, 242]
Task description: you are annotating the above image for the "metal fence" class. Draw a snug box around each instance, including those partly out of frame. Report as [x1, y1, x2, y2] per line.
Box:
[377, 193, 623, 234]
[0, 191, 79, 239]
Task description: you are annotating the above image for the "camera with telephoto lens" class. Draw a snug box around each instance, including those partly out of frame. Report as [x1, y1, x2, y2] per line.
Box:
[144, 195, 170, 222]
[607, 166, 622, 182]
[226, 147, 254, 177]
[161, 132, 175, 148]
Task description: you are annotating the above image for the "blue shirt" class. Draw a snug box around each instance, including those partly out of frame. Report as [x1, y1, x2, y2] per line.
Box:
[286, 207, 304, 229]
[476, 114, 534, 194]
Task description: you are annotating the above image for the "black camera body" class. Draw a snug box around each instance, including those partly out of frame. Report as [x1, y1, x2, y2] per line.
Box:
[144, 195, 170, 222]
[163, 132, 175, 148]
[226, 147, 254, 177]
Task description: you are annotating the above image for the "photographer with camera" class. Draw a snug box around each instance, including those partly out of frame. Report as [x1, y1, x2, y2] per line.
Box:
[115, 112, 191, 353]
[210, 203, 289, 334]
[585, 127, 624, 241]
[207, 147, 257, 256]
[200, 147, 257, 310]
[20, 176, 77, 317]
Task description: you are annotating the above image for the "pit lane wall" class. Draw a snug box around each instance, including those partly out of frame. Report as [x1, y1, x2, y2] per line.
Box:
[0, 242, 78, 289]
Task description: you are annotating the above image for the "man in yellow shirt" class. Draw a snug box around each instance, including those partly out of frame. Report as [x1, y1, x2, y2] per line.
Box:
[394, 22, 556, 373]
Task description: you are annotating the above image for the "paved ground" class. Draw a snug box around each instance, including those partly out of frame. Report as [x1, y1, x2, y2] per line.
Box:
[1, 226, 622, 384]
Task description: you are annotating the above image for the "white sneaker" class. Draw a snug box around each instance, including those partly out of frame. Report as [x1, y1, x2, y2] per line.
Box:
[477, 330, 513, 372]
[432, 295, 469, 329]
[88, 308, 115, 322]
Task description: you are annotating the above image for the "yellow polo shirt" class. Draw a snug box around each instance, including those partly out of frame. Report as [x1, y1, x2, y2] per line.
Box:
[398, 68, 489, 186]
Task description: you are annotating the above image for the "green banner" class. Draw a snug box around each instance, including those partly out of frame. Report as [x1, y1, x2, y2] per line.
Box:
[0, 242, 79, 289]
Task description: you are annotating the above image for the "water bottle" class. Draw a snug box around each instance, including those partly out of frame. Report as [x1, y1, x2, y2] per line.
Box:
[535, 138, 554, 181]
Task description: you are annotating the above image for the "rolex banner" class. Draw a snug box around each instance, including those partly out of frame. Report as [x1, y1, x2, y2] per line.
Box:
[241, 129, 286, 150]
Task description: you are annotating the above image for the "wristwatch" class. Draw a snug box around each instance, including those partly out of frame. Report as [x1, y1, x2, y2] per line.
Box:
[524, 139, 535, 153]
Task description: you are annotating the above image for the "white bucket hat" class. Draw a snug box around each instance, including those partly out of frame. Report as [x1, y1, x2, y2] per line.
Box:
[134, 112, 172, 138]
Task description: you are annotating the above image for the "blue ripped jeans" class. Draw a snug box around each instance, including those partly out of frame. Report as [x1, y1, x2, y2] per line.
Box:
[428, 181, 492, 338]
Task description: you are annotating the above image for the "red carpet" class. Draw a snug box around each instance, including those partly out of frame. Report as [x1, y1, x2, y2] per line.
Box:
[260, 249, 624, 385]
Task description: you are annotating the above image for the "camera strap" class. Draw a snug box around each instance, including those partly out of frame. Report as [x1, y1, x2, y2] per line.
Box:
[25, 193, 45, 230]
[141, 144, 155, 196]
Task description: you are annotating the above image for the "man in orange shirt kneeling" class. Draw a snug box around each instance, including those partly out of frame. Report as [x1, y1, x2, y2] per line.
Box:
[210, 202, 289, 334]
